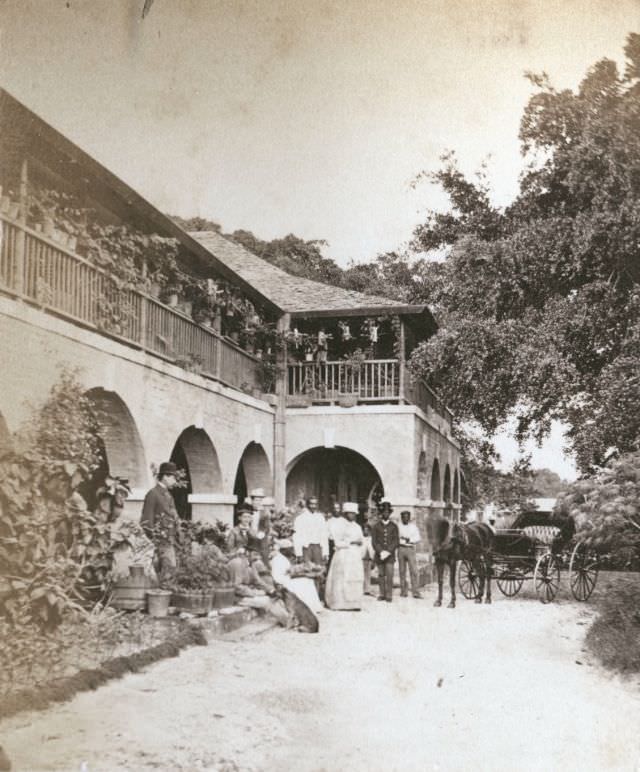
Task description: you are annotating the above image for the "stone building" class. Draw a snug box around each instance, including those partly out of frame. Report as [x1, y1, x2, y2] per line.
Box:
[0, 88, 461, 540]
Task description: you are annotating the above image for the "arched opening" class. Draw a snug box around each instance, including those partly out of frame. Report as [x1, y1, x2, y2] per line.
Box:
[233, 442, 272, 520]
[443, 464, 452, 503]
[417, 451, 429, 500]
[453, 469, 460, 504]
[170, 426, 222, 520]
[430, 458, 441, 501]
[287, 446, 383, 517]
[85, 388, 146, 489]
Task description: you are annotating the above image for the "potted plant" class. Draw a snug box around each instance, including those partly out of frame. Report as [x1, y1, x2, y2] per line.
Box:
[169, 550, 230, 615]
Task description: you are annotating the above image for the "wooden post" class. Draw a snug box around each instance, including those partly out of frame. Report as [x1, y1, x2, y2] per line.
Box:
[273, 313, 290, 510]
[14, 158, 28, 296]
[398, 317, 406, 403]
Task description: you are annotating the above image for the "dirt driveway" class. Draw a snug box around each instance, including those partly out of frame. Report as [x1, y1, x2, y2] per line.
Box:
[2, 584, 640, 772]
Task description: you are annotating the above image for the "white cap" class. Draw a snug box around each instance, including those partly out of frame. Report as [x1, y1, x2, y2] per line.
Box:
[343, 501, 358, 514]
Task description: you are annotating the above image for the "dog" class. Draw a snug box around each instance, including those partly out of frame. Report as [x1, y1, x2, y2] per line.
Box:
[270, 584, 319, 633]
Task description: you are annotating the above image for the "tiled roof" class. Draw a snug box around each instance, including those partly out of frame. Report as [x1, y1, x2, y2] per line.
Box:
[189, 230, 409, 314]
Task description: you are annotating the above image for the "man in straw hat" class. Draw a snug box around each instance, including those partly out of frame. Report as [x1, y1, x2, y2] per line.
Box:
[371, 499, 399, 602]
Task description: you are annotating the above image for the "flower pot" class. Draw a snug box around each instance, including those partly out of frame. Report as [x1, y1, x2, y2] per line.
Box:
[146, 589, 172, 617]
[8, 203, 19, 220]
[67, 235, 78, 252]
[230, 331, 240, 343]
[305, 353, 314, 362]
[149, 282, 161, 299]
[168, 293, 179, 307]
[338, 394, 358, 408]
[202, 317, 213, 328]
[171, 591, 215, 615]
[111, 564, 152, 611]
[213, 584, 236, 609]
[181, 300, 193, 316]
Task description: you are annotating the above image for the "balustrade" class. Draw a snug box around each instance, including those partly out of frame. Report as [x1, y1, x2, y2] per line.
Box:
[0, 214, 261, 393]
[287, 358, 453, 424]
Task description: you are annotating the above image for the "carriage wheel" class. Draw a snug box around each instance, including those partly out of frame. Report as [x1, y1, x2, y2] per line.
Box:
[534, 552, 560, 604]
[569, 543, 599, 602]
[496, 567, 524, 597]
[458, 560, 480, 599]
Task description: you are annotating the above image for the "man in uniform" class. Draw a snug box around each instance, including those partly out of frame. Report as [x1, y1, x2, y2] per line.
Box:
[371, 499, 399, 602]
[140, 461, 180, 583]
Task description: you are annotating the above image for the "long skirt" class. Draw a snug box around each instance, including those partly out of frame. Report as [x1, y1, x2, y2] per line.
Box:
[325, 546, 364, 610]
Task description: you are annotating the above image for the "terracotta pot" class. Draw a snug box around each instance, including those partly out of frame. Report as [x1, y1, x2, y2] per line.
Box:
[146, 589, 172, 617]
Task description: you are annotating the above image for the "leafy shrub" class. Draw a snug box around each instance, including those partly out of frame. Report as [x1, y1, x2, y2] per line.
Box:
[586, 575, 640, 673]
[555, 451, 640, 569]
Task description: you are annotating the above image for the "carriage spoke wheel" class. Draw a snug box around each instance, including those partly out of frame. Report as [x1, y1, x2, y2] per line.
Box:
[458, 560, 480, 600]
[496, 568, 524, 597]
[569, 543, 599, 602]
[534, 552, 560, 604]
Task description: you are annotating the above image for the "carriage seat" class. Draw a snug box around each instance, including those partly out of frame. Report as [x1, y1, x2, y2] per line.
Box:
[522, 525, 561, 546]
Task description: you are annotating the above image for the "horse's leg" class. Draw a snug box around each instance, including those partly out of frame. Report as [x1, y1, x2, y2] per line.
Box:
[448, 559, 456, 608]
[474, 555, 484, 603]
[434, 558, 443, 607]
[484, 552, 493, 604]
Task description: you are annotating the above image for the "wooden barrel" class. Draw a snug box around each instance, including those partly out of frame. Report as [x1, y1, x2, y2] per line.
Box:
[111, 565, 151, 610]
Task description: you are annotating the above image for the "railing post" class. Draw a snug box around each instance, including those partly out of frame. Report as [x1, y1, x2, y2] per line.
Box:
[274, 313, 290, 511]
[13, 158, 28, 296]
[398, 318, 406, 403]
[139, 293, 148, 349]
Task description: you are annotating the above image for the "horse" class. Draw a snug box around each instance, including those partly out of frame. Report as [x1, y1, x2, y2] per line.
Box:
[428, 516, 495, 608]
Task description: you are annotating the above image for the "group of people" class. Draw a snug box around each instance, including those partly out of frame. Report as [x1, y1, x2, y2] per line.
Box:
[140, 462, 424, 628]
[290, 495, 424, 611]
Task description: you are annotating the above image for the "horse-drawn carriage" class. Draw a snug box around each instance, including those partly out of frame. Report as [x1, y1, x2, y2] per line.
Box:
[457, 512, 599, 604]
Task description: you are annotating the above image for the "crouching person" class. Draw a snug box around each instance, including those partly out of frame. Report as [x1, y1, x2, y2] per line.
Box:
[268, 539, 320, 632]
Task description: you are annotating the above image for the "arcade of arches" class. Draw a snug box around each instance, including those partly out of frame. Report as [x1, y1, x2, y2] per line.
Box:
[286, 446, 384, 515]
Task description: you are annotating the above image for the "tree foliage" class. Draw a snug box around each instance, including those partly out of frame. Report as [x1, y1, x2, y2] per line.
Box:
[409, 34, 640, 471]
[556, 451, 640, 567]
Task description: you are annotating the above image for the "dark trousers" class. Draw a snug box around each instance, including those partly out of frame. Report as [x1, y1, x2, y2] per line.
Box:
[376, 559, 395, 600]
[302, 543, 323, 565]
[398, 546, 418, 595]
[302, 543, 324, 598]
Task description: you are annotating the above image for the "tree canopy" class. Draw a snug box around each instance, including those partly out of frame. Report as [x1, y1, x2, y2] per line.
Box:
[409, 34, 640, 472]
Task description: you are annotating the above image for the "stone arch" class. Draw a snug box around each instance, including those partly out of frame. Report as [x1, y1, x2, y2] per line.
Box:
[286, 445, 384, 515]
[234, 442, 272, 507]
[417, 451, 429, 500]
[443, 464, 452, 503]
[85, 388, 146, 488]
[170, 426, 223, 520]
[430, 458, 441, 501]
[453, 469, 460, 504]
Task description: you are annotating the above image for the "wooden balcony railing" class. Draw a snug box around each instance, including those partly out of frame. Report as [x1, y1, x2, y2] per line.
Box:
[287, 359, 454, 424]
[0, 214, 261, 393]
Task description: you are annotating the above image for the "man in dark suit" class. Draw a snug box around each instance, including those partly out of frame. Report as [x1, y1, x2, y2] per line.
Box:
[141, 461, 180, 583]
[371, 499, 399, 602]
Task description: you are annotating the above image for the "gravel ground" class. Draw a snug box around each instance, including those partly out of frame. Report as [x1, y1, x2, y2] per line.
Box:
[2, 582, 640, 772]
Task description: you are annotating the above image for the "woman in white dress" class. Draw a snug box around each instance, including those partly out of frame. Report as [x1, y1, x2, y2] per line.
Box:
[325, 502, 364, 610]
[270, 539, 323, 614]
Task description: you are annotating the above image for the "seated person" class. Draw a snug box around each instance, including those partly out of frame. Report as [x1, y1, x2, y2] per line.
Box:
[270, 539, 323, 615]
[228, 547, 270, 599]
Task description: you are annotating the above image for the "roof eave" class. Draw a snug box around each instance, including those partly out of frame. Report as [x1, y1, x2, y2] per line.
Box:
[1, 89, 283, 317]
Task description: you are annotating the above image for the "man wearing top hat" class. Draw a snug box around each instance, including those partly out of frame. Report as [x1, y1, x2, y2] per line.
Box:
[141, 461, 181, 581]
[371, 499, 399, 602]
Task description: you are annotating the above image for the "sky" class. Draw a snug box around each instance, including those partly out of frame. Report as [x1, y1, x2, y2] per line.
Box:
[1, 0, 637, 480]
